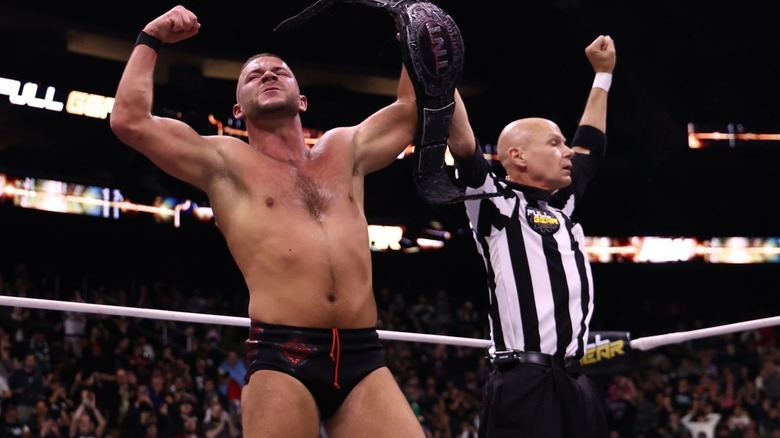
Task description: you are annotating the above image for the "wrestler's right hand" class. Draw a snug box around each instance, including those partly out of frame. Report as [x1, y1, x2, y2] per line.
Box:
[142, 5, 201, 44]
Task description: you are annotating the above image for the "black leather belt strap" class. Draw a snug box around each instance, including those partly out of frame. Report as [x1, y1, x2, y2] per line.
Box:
[492, 350, 583, 376]
[276, 0, 493, 205]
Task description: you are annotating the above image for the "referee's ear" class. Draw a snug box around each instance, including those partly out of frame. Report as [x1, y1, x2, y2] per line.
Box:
[508, 146, 525, 167]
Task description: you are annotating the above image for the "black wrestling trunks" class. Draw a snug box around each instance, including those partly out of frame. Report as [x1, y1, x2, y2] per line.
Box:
[245, 322, 386, 419]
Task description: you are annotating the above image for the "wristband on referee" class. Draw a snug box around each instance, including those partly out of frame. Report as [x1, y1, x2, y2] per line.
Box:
[592, 72, 612, 92]
[135, 30, 162, 53]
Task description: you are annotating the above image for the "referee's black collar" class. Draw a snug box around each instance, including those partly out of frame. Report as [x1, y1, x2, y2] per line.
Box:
[499, 178, 553, 202]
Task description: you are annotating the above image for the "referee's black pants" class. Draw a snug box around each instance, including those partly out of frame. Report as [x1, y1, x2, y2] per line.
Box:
[478, 363, 609, 438]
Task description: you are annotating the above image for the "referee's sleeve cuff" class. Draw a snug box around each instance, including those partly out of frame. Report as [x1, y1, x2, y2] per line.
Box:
[571, 125, 606, 157]
[453, 137, 489, 188]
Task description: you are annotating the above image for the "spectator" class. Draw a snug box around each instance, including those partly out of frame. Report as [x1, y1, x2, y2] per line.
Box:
[215, 370, 240, 416]
[27, 400, 50, 436]
[172, 416, 203, 438]
[672, 377, 695, 415]
[726, 404, 752, 433]
[189, 359, 213, 402]
[8, 354, 45, 423]
[69, 389, 107, 438]
[43, 374, 72, 432]
[125, 383, 156, 437]
[757, 358, 780, 402]
[147, 373, 168, 412]
[169, 395, 197, 437]
[606, 375, 638, 436]
[62, 292, 89, 360]
[202, 397, 239, 438]
[0, 403, 31, 438]
[106, 367, 133, 436]
[216, 352, 245, 391]
[681, 403, 721, 438]
[28, 329, 51, 375]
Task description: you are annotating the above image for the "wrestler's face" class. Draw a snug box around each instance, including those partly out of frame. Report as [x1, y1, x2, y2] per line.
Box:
[234, 56, 307, 122]
[498, 118, 573, 192]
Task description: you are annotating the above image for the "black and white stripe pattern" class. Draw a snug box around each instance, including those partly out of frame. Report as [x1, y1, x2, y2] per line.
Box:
[461, 154, 597, 359]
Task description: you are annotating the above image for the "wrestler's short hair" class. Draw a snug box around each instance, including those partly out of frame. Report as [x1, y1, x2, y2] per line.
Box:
[241, 52, 286, 72]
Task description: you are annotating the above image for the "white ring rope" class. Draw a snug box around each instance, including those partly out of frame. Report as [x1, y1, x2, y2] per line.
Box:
[629, 315, 780, 351]
[0, 296, 491, 349]
[0, 295, 777, 351]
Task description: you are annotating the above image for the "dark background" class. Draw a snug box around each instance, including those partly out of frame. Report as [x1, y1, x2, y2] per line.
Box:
[1, 0, 779, 336]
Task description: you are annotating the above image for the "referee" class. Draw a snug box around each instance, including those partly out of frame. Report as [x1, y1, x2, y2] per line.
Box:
[446, 35, 616, 438]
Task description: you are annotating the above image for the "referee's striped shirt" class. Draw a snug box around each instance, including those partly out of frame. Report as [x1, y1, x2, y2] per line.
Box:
[455, 142, 602, 360]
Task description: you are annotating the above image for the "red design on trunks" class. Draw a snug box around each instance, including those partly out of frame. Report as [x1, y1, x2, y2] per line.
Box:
[282, 338, 313, 366]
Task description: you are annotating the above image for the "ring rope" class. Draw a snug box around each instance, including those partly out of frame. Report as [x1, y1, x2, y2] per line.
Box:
[629, 315, 780, 351]
[1, 295, 777, 351]
[0, 295, 492, 348]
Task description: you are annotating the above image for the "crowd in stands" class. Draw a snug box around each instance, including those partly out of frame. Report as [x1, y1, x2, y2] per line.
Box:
[1, 260, 779, 437]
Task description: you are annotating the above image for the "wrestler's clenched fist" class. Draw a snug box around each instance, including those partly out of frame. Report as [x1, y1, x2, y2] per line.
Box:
[142, 5, 200, 44]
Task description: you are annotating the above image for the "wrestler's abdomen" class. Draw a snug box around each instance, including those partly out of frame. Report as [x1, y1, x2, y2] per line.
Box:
[217, 172, 376, 329]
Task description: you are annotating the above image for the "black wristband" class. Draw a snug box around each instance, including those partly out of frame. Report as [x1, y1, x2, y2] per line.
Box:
[135, 31, 162, 52]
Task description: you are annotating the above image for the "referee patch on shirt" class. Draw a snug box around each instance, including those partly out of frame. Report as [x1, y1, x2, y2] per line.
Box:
[525, 206, 560, 235]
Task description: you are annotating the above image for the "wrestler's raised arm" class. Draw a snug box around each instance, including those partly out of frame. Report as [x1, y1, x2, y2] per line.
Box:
[353, 64, 418, 175]
[110, 5, 233, 192]
[447, 89, 477, 160]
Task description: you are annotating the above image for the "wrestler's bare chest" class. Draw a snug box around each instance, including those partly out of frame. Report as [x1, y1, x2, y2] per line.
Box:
[240, 148, 357, 223]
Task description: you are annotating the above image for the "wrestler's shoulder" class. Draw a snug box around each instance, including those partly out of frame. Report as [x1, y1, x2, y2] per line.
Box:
[205, 134, 251, 147]
[310, 126, 356, 148]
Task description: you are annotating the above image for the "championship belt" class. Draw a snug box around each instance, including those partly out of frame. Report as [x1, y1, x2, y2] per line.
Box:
[276, 0, 479, 204]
